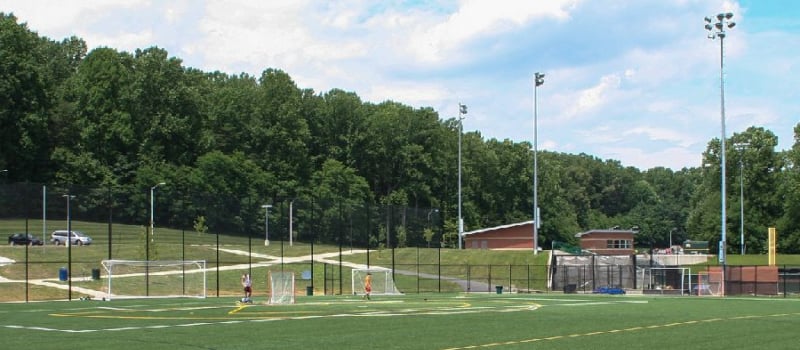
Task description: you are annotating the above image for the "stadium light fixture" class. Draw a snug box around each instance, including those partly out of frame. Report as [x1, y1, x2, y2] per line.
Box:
[533, 72, 544, 255]
[705, 11, 735, 293]
[457, 103, 467, 249]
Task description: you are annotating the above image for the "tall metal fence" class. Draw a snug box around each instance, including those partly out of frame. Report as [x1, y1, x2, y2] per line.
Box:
[0, 182, 446, 252]
[3, 183, 799, 302]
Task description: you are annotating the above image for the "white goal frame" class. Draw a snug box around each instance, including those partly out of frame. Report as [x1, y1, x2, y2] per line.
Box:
[101, 260, 207, 300]
[352, 268, 402, 296]
[640, 267, 692, 295]
[269, 271, 296, 304]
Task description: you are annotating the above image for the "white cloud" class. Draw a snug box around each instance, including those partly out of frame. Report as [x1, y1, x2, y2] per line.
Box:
[366, 83, 450, 106]
[602, 146, 703, 170]
[4, 0, 143, 35]
[622, 126, 695, 148]
[406, 0, 579, 63]
[561, 74, 622, 120]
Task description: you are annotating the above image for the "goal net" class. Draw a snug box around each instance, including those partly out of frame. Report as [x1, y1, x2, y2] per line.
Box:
[352, 268, 402, 296]
[101, 260, 207, 300]
[695, 270, 724, 296]
[269, 271, 295, 304]
[641, 267, 692, 295]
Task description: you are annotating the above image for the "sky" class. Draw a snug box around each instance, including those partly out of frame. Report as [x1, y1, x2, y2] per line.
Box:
[2, 0, 798, 170]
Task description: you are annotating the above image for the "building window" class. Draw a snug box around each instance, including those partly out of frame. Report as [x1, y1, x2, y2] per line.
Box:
[606, 239, 631, 249]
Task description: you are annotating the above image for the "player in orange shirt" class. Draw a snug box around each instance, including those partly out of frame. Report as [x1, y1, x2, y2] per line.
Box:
[363, 272, 372, 300]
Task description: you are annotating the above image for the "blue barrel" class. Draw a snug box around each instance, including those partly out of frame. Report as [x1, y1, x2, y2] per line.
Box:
[59, 267, 68, 281]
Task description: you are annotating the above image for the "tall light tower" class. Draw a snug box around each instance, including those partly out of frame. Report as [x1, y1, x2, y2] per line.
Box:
[705, 12, 735, 292]
[734, 142, 749, 255]
[533, 72, 544, 255]
[262, 204, 272, 246]
[457, 103, 467, 249]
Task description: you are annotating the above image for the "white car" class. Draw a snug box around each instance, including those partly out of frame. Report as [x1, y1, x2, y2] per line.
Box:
[51, 230, 93, 246]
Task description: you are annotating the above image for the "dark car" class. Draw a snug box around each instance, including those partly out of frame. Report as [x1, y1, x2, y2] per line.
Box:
[7, 233, 44, 246]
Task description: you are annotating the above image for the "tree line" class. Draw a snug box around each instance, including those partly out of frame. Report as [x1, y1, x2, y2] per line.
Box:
[2, 13, 799, 252]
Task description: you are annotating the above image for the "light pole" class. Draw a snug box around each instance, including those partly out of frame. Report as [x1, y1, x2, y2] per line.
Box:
[669, 228, 677, 251]
[705, 12, 735, 292]
[734, 142, 749, 255]
[533, 72, 544, 255]
[262, 204, 272, 246]
[457, 103, 467, 249]
[63, 193, 75, 300]
[150, 182, 166, 241]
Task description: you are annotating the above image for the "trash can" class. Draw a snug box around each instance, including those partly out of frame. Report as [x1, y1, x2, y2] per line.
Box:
[306, 286, 314, 296]
[495, 285, 503, 294]
[91, 268, 101, 280]
[59, 267, 68, 281]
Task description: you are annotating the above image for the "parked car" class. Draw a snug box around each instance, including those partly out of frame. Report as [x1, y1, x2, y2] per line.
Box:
[50, 230, 92, 246]
[8, 233, 44, 246]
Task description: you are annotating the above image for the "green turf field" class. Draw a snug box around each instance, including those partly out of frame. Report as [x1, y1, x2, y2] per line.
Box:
[1, 293, 798, 350]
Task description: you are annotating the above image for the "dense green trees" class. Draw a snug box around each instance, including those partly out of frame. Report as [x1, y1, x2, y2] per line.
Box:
[2, 14, 799, 251]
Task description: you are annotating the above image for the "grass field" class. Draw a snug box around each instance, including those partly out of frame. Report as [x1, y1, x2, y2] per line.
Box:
[1, 293, 798, 350]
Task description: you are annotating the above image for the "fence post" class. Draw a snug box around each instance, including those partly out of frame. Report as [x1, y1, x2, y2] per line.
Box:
[508, 265, 512, 292]
[467, 264, 471, 292]
[527, 264, 531, 292]
[783, 265, 786, 298]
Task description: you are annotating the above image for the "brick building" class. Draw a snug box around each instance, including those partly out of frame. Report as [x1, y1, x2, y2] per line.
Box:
[574, 229, 637, 255]
[462, 221, 536, 250]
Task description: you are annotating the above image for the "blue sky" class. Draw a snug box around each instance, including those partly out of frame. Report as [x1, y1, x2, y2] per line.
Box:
[3, 0, 798, 170]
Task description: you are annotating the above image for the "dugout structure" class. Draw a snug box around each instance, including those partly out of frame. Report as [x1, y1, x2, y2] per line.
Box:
[101, 260, 207, 300]
[550, 255, 638, 293]
[352, 268, 402, 296]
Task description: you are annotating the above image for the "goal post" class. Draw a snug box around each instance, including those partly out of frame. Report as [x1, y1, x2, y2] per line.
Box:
[101, 260, 207, 300]
[641, 267, 692, 295]
[269, 271, 296, 304]
[352, 268, 402, 296]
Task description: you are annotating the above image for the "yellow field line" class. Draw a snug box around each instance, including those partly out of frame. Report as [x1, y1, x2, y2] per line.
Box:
[228, 303, 248, 315]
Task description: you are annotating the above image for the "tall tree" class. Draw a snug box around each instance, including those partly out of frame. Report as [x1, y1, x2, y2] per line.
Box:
[778, 123, 800, 252]
[0, 14, 61, 181]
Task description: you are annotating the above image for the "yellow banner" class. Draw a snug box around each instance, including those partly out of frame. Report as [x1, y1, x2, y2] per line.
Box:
[768, 227, 776, 266]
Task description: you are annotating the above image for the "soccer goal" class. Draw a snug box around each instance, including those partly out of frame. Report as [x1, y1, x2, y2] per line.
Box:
[695, 270, 724, 296]
[641, 267, 692, 295]
[269, 271, 296, 304]
[101, 260, 207, 300]
[352, 268, 402, 296]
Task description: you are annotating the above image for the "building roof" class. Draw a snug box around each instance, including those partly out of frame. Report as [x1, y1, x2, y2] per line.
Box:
[462, 220, 534, 236]
[574, 229, 638, 238]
